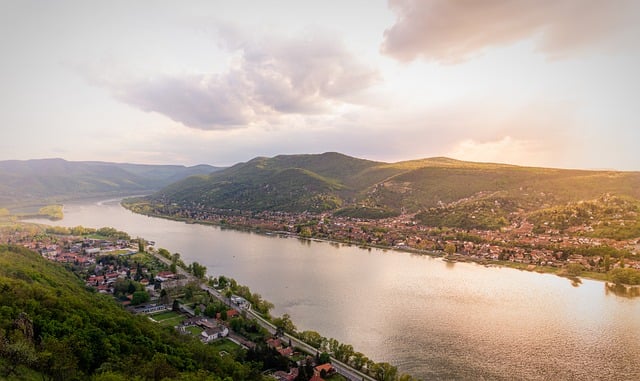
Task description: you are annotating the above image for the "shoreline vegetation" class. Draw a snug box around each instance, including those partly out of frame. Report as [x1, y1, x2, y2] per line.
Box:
[121, 199, 640, 288]
[1, 204, 64, 222]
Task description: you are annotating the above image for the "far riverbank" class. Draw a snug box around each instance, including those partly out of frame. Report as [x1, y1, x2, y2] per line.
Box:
[121, 200, 637, 290]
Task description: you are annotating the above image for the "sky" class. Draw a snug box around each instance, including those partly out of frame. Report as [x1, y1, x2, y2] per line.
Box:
[1, 0, 639, 170]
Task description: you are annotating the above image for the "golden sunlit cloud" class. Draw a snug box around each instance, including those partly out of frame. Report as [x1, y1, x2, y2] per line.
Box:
[447, 136, 558, 168]
[382, 0, 635, 63]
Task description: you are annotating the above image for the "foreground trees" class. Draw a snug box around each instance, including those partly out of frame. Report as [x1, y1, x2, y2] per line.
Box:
[0, 245, 263, 381]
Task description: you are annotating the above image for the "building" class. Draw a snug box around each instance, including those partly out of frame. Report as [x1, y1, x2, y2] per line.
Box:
[200, 326, 229, 342]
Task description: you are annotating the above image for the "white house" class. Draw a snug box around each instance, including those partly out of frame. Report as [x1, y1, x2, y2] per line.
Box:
[200, 326, 229, 342]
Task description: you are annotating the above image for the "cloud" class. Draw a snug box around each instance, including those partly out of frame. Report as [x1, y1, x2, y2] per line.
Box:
[114, 71, 256, 128]
[381, 0, 635, 63]
[101, 32, 378, 130]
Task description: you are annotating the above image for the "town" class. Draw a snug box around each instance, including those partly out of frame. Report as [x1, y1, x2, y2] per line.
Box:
[125, 201, 640, 281]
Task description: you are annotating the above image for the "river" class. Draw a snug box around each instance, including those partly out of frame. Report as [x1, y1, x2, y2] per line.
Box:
[27, 199, 640, 380]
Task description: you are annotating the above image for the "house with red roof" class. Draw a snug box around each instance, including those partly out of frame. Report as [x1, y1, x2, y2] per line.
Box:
[314, 363, 335, 377]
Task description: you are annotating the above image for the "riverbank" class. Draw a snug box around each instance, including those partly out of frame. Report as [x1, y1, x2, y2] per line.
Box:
[121, 200, 634, 288]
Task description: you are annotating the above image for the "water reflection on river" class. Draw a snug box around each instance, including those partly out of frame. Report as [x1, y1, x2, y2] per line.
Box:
[27, 200, 640, 380]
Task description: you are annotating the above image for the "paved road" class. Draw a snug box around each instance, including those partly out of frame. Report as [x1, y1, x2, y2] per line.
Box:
[200, 284, 375, 381]
[150, 249, 374, 381]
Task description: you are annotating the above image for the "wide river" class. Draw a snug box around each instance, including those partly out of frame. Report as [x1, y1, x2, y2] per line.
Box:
[28, 199, 640, 380]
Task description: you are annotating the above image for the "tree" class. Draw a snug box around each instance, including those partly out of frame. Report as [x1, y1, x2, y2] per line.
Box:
[131, 290, 150, 305]
[604, 254, 611, 272]
[191, 261, 207, 279]
[609, 267, 640, 285]
[335, 343, 354, 363]
[318, 352, 331, 364]
[37, 337, 78, 381]
[566, 263, 584, 277]
[299, 330, 324, 349]
[351, 352, 367, 370]
[0, 336, 38, 378]
[326, 338, 340, 355]
[184, 285, 194, 300]
[141, 353, 178, 381]
[138, 239, 145, 253]
[127, 281, 137, 294]
[158, 248, 171, 259]
[159, 289, 170, 305]
[373, 362, 398, 381]
[113, 279, 138, 297]
[273, 313, 297, 335]
[444, 243, 456, 255]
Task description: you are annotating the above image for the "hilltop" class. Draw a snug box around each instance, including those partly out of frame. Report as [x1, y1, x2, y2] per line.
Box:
[0, 158, 221, 210]
[149, 152, 640, 232]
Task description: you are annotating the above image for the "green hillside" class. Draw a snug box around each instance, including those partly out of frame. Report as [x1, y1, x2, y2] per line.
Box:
[155, 152, 377, 212]
[150, 153, 640, 231]
[0, 159, 220, 210]
[0, 244, 261, 381]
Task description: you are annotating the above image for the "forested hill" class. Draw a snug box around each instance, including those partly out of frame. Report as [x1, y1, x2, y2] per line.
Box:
[150, 152, 640, 231]
[0, 244, 262, 380]
[0, 158, 220, 208]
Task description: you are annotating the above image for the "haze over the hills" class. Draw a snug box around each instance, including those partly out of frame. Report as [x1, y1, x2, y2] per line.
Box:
[0, 158, 220, 208]
[1, 1, 639, 170]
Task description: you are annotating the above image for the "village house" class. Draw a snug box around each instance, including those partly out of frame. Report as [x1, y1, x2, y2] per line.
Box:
[182, 316, 204, 327]
[200, 325, 228, 342]
[157, 276, 190, 290]
[132, 303, 169, 314]
[230, 295, 249, 308]
[216, 309, 239, 320]
[314, 363, 335, 378]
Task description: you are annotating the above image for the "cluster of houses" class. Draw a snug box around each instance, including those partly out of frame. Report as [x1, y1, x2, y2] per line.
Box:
[272, 361, 335, 381]
[135, 202, 640, 272]
[32, 237, 137, 264]
[15, 234, 201, 300]
[267, 337, 294, 357]
[85, 262, 189, 297]
[179, 316, 230, 342]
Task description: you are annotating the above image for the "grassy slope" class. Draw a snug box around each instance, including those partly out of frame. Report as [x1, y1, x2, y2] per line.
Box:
[155, 152, 380, 212]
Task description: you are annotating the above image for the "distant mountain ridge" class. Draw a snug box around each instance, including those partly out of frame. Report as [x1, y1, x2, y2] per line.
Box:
[149, 152, 640, 232]
[0, 158, 221, 208]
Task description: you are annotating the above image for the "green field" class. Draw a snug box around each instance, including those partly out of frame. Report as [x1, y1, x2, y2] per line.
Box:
[186, 325, 204, 336]
[208, 339, 241, 353]
[151, 311, 185, 327]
